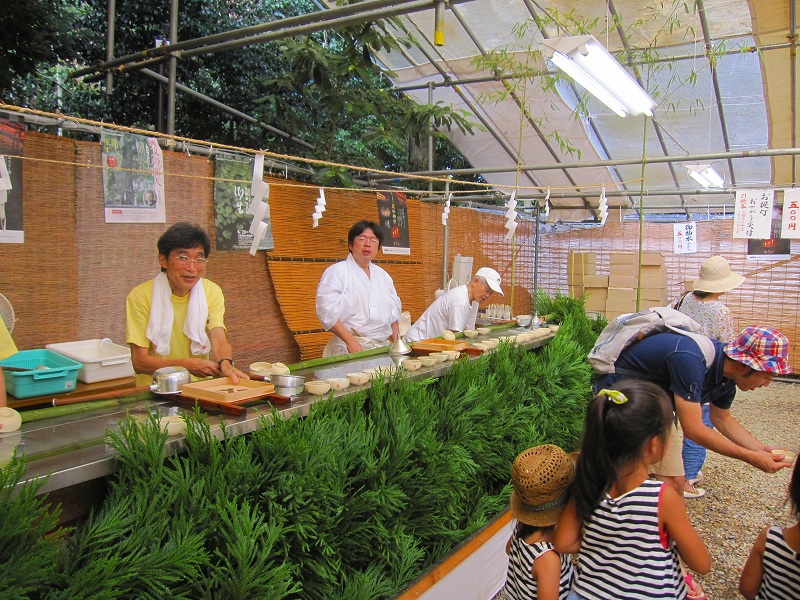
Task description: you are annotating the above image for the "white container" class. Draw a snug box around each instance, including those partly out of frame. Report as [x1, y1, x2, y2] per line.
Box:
[45, 338, 135, 383]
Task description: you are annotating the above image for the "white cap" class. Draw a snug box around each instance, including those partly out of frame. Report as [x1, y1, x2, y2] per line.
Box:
[475, 267, 504, 296]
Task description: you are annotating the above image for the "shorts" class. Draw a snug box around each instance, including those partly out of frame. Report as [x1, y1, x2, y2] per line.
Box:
[648, 421, 685, 477]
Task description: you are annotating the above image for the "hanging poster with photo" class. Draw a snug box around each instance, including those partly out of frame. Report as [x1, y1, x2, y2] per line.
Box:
[673, 222, 697, 254]
[0, 119, 24, 243]
[101, 130, 166, 224]
[376, 191, 410, 255]
[733, 189, 773, 239]
[747, 204, 791, 260]
[213, 151, 274, 251]
[780, 188, 800, 239]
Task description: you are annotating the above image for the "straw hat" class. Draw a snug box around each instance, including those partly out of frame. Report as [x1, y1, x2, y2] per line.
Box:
[693, 255, 745, 293]
[510, 444, 575, 526]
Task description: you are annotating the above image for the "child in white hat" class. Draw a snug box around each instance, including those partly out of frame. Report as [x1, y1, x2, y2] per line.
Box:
[503, 444, 575, 600]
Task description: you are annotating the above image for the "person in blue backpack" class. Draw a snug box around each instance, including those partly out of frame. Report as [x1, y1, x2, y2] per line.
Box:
[593, 325, 795, 500]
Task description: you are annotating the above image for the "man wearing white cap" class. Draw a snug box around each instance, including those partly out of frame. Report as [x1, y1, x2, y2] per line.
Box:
[404, 267, 503, 343]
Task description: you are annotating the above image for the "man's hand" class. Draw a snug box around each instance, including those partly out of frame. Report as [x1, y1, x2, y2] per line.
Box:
[748, 449, 792, 473]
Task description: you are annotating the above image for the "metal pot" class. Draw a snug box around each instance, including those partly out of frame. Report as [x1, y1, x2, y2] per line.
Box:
[150, 366, 190, 395]
[270, 374, 305, 396]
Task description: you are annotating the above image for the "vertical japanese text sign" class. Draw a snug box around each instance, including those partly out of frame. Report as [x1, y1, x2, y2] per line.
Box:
[733, 189, 773, 239]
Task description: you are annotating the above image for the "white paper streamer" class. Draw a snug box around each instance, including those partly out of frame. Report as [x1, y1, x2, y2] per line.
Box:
[247, 153, 272, 254]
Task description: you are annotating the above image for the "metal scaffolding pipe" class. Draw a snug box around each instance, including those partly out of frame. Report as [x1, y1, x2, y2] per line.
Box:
[139, 69, 316, 149]
[369, 146, 800, 179]
[70, 0, 437, 78]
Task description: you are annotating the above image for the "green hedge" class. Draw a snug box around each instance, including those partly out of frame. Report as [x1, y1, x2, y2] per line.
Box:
[0, 304, 600, 599]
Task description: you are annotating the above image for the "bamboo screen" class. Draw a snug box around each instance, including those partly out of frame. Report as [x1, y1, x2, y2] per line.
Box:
[2, 130, 799, 372]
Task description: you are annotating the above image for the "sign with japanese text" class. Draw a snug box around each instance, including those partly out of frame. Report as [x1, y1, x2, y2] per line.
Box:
[376, 191, 410, 255]
[733, 189, 773, 239]
[780, 188, 800, 239]
[673, 222, 697, 254]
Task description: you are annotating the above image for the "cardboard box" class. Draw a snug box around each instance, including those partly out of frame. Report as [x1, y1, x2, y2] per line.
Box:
[583, 274, 609, 287]
[609, 252, 636, 266]
[609, 263, 638, 277]
[641, 252, 665, 266]
[585, 297, 607, 312]
[639, 287, 668, 303]
[567, 252, 596, 275]
[607, 287, 638, 302]
[639, 298, 665, 309]
[584, 286, 608, 311]
[683, 279, 694, 292]
[568, 284, 584, 299]
[609, 274, 639, 289]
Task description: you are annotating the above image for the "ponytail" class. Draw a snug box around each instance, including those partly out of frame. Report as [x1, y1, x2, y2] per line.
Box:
[572, 379, 673, 525]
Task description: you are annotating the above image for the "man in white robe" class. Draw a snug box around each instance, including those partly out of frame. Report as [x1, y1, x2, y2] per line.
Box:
[316, 221, 402, 356]
[404, 267, 503, 343]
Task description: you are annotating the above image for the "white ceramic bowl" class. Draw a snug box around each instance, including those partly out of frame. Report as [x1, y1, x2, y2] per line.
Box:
[420, 356, 438, 367]
[248, 361, 273, 377]
[472, 342, 489, 351]
[428, 352, 447, 363]
[483, 339, 500, 349]
[159, 416, 187, 436]
[441, 330, 457, 341]
[305, 380, 331, 396]
[515, 314, 532, 327]
[476, 327, 491, 336]
[401, 358, 422, 371]
[442, 350, 461, 361]
[271, 362, 290, 376]
[463, 329, 479, 338]
[347, 372, 371, 386]
[326, 377, 351, 391]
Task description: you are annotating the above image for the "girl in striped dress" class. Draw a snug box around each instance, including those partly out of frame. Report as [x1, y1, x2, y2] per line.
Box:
[503, 444, 575, 600]
[740, 455, 800, 599]
[553, 379, 710, 599]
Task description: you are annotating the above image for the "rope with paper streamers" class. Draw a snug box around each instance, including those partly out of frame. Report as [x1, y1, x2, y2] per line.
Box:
[0, 104, 646, 195]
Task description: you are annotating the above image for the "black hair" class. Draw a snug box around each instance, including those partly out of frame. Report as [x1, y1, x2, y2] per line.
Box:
[347, 221, 383, 247]
[693, 290, 712, 298]
[157, 222, 211, 270]
[790, 456, 800, 519]
[514, 522, 556, 540]
[572, 379, 673, 526]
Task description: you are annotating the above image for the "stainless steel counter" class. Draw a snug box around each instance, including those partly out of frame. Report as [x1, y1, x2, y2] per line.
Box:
[5, 327, 553, 495]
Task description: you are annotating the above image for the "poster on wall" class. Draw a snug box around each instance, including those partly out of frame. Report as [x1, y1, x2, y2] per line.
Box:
[101, 130, 166, 224]
[673, 222, 697, 254]
[748, 205, 791, 260]
[733, 189, 773, 239]
[780, 188, 800, 239]
[213, 151, 274, 251]
[0, 119, 24, 244]
[376, 191, 410, 255]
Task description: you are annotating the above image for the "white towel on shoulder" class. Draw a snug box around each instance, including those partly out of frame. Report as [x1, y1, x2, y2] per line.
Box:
[146, 272, 210, 356]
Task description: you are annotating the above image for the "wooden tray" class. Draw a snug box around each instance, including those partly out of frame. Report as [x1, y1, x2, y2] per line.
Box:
[181, 378, 275, 403]
[410, 339, 469, 356]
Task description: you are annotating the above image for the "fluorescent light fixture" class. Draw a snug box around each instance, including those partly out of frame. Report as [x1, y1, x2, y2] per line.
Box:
[541, 35, 656, 117]
[686, 164, 725, 188]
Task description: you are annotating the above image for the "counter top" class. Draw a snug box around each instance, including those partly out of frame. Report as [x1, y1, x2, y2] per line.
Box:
[4, 327, 554, 494]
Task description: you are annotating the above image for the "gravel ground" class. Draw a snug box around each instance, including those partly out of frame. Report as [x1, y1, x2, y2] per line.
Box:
[684, 381, 799, 599]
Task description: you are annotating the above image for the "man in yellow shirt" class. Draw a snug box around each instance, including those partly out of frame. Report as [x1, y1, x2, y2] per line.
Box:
[126, 222, 248, 386]
[0, 317, 18, 407]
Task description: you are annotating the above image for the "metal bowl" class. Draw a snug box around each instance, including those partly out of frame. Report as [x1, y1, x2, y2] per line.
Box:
[150, 366, 190, 395]
[270, 374, 305, 396]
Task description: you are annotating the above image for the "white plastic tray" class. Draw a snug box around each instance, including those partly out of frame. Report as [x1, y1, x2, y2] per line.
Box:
[45, 338, 135, 383]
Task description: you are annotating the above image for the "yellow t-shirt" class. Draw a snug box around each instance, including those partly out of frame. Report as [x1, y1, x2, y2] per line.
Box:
[126, 277, 226, 386]
[0, 319, 17, 361]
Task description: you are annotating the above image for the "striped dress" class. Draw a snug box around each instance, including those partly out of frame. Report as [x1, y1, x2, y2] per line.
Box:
[572, 480, 688, 599]
[504, 536, 574, 600]
[755, 526, 800, 600]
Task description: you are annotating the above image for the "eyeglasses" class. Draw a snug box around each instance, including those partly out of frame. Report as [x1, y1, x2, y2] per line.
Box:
[173, 254, 209, 266]
[355, 236, 379, 245]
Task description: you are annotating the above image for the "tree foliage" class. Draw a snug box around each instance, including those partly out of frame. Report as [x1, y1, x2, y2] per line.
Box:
[4, 0, 478, 181]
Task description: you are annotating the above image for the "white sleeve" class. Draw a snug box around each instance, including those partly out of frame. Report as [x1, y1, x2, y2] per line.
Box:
[316, 264, 347, 331]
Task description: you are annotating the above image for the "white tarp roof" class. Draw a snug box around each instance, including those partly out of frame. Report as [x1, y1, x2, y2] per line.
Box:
[329, 0, 796, 221]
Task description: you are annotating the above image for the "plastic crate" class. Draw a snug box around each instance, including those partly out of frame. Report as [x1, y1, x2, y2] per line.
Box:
[0, 349, 82, 399]
[46, 338, 134, 383]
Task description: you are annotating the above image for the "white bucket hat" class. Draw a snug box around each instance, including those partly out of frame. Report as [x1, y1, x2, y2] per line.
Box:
[693, 256, 745, 293]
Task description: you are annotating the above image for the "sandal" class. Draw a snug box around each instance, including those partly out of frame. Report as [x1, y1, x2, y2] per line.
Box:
[683, 483, 706, 499]
[684, 574, 707, 600]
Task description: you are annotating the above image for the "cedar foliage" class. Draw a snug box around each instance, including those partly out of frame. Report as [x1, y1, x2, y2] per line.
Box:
[2, 296, 594, 599]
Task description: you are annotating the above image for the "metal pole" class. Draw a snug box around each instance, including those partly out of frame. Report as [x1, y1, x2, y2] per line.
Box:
[427, 82, 434, 194]
[166, 0, 179, 137]
[532, 203, 540, 319]
[105, 0, 116, 95]
[443, 182, 450, 291]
